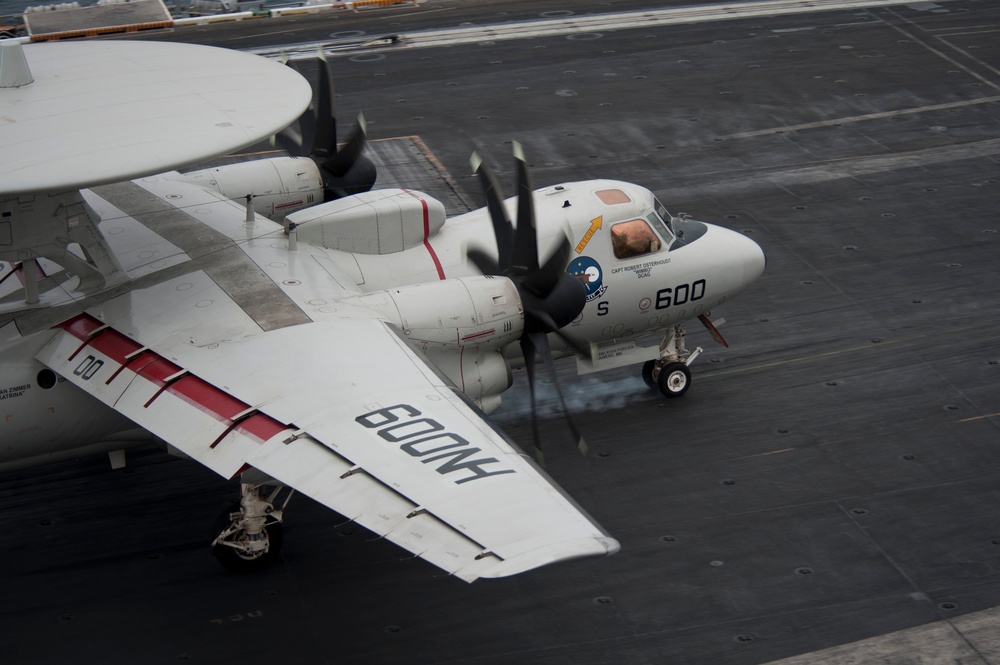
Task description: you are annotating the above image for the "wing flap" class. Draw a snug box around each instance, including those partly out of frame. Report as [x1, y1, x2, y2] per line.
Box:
[246, 433, 501, 580]
[36, 312, 293, 480]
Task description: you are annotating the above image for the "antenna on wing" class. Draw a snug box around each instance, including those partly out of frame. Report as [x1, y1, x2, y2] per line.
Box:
[0, 41, 33, 88]
[467, 142, 591, 465]
[276, 52, 376, 200]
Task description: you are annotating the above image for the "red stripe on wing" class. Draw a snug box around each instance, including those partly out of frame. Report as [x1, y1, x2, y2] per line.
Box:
[52, 314, 292, 447]
[56, 313, 105, 340]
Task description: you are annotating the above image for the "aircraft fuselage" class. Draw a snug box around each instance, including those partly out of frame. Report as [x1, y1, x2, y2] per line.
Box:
[321, 179, 765, 359]
[0, 177, 763, 470]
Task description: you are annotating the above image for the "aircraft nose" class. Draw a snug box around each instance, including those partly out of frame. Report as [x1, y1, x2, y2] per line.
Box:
[736, 232, 766, 284]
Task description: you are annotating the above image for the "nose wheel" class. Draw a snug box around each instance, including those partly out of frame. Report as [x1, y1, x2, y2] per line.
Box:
[642, 324, 701, 399]
[657, 362, 691, 398]
[642, 359, 693, 398]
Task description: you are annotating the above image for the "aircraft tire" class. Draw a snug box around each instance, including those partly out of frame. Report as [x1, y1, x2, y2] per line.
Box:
[642, 360, 657, 388]
[657, 362, 691, 398]
[211, 503, 284, 574]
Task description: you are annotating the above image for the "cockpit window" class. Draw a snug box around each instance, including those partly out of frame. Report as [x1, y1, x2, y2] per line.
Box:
[653, 197, 671, 222]
[648, 196, 674, 237]
[596, 189, 632, 205]
[647, 212, 672, 240]
[611, 219, 662, 259]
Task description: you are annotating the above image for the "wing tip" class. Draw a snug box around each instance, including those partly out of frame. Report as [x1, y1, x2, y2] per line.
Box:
[462, 535, 621, 582]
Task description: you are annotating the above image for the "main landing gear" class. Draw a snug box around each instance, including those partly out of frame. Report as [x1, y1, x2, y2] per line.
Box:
[211, 482, 294, 573]
[642, 315, 727, 399]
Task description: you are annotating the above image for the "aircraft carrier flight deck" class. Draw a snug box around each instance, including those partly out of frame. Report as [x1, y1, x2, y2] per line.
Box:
[3, 1, 1000, 663]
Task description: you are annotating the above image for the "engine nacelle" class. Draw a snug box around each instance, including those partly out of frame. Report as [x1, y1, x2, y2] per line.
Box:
[181, 157, 324, 221]
[423, 346, 512, 415]
[287, 189, 446, 255]
[343, 276, 524, 412]
[345, 276, 524, 349]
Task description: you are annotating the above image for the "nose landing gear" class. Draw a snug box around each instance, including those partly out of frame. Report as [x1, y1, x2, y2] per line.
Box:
[642, 324, 699, 399]
[642, 315, 728, 399]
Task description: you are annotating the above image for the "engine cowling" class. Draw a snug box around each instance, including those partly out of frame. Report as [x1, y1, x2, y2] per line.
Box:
[182, 157, 324, 221]
[288, 189, 446, 255]
[344, 276, 523, 350]
[343, 276, 524, 412]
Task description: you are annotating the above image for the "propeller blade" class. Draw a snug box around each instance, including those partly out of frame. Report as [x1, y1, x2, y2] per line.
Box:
[531, 332, 588, 457]
[467, 248, 502, 277]
[274, 57, 325, 157]
[286, 58, 316, 157]
[311, 51, 336, 159]
[470, 152, 514, 270]
[274, 127, 305, 157]
[322, 114, 367, 177]
[522, 234, 571, 298]
[551, 329, 594, 360]
[519, 335, 545, 466]
[510, 141, 538, 275]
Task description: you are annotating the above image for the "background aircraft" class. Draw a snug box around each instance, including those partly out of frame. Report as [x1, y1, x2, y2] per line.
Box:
[0, 39, 762, 579]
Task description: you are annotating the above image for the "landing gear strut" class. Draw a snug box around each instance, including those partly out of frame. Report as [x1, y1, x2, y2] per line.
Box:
[211, 482, 294, 573]
[642, 324, 702, 399]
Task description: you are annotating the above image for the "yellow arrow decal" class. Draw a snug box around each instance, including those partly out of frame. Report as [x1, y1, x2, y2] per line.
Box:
[575, 216, 603, 254]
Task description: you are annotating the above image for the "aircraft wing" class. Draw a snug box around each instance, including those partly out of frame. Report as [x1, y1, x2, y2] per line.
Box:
[34, 292, 618, 582]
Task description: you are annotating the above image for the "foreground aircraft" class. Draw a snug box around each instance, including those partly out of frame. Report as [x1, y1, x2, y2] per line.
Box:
[0, 40, 763, 580]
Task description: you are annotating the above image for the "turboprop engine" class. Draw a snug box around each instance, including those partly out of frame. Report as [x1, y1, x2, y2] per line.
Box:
[342, 143, 591, 454]
[343, 276, 525, 413]
[180, 56, 376, 221]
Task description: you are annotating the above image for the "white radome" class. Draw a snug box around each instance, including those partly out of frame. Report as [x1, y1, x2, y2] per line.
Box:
[0, 40, 311, 196]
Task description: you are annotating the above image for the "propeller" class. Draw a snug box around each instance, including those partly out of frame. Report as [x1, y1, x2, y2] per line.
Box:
[467, 143, 590, 464]
[276, 52, 377, 200]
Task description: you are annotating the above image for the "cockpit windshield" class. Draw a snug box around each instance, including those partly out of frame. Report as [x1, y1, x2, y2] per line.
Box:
[646, 196, 675, 241]
[654, 197, 671, 225]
